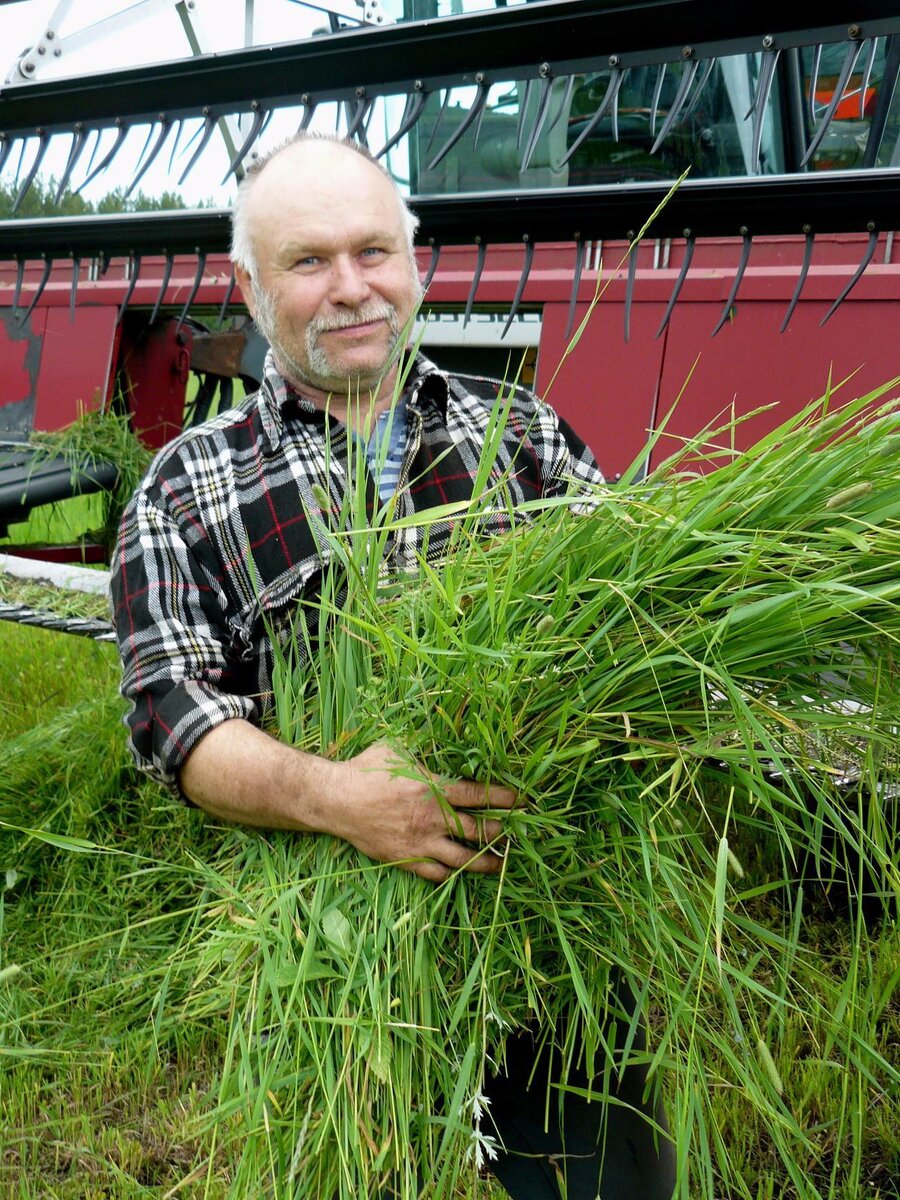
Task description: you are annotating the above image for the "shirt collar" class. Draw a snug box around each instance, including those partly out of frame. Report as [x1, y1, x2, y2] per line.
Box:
[256, 348, 450, 451]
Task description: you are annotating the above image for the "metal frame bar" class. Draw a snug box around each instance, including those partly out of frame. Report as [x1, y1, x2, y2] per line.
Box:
[2, 1, 899, 134]
[1, 171, 898, 261]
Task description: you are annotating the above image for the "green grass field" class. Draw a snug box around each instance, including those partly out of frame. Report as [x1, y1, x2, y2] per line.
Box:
[1, 444, 898, 1200]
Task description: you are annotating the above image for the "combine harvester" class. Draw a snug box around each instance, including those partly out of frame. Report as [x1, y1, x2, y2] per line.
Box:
[0, 0, 899, 576]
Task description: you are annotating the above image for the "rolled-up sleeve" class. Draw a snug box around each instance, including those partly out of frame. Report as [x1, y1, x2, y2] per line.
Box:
[110, 482, 258, 791]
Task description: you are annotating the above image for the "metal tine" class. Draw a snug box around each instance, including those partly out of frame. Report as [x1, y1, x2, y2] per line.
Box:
[780, 227, 814, 332]
[18, 256, 53, 326]
[801, 40, 863, 167]
[473, 89, 490, 150]
[79, 122, 129, 192]
[863, 34, 899, 167]
[501, 237, 534, 339]
[624, 237, 638, 343]
[560, 68, 625, 167]
[819, 226, 878, 326]
[428, 80, 489, 171]
[298, 97, 317, 132]
[546, 74, 576, 137]
[69, 256, 80, 324]
[126, 118, 172, 198]
[809, 43, 822, 123]
[749, 50, 780, 174]
[655, 232, 694, 338]
[218, 267, 236, 324]
[222, 105, 267, 183]
[651, 59, 699, 155]
[12, 258, 25, 315]
[422, 241, 440, 291]
[12, 135, 27, 190]
[168, 119, 185, 173]
[81, 128, 102, 181]
[711, 229, 752, 336]
[54, 126, 87, 203]
[149, 252, 175, 326]
[13, 130, 50, 214]
[0, 134, 14, 176]
[117, 254, 142, 324]
[522, 74, 554, 173]
[175, 252, 207, 335]
[377, 90, 427, 159]
[650, 63, 667, 138]
[517, 79, 535, 152]
[683, 57, 717, 121]
[860, 36, 879, 119]
[425, 88, 452, 155]
[463, 239, 486, 328]
[346, 95, 373, 142]
[564, 236, 586, 341]
[178, 111, 215, 186]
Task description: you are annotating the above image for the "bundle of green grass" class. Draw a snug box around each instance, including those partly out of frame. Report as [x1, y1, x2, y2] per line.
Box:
[169, 385, 899, 1200]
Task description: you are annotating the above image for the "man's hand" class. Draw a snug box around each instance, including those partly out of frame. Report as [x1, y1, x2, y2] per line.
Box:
[328, 743, 517, 882]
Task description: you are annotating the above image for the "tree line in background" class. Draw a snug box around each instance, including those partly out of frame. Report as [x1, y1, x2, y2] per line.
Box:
[0, 175, 208, 219]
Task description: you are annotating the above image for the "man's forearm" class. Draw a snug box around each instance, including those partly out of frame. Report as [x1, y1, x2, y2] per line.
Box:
[178, 718, 340, 833]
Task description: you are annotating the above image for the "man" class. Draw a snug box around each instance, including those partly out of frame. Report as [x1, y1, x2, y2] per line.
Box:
[112, 133, 675, 1198]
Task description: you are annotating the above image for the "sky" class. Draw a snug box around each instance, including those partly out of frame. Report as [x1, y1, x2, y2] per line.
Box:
[0, 0, 411, 207]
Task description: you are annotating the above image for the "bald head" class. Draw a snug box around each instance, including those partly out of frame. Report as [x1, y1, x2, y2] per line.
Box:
[231, 134, 419, 281]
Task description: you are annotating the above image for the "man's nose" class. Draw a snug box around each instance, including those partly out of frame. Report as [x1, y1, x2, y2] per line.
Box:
[328, 256, 371, 307]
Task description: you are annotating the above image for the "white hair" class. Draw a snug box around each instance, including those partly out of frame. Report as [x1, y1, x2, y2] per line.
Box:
[229, 132, 420, 280]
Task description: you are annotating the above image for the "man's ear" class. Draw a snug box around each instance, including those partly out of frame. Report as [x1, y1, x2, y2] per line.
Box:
[234, 265, 255, 320]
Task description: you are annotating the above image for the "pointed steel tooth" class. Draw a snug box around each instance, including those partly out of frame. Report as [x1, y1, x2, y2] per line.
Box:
[18, 257, 52, 325]
[624, 237, 638, 343]
[650, 63, 667, 139]
[428, 80, 489, 171]
[54, 126, 87, 203]
[473, 89, 490, 150]
[860, 38, 878, 119]
[802, 41, 864, 167]
[748, 49, 780, 174]
[655, 232, 694, 338]
[117, 254, 141, 323]
[168, 119, 184, 173]
[378, 89, 427, 159]
[561, 68, 625, 167]
[78, 122, 129, 193]
[819, 227, 878, 327]
[297, 95, 317, 132]
[780, 227, 814, 333]
[546, 74, 576, 137]
[345, 93, 372, 141]
[521, 72, 554, 173]
[69, 255, 80, 324]
[501, 237, 534, 340]
[651, 59, 699, 155]
[13, 130, 50, 214]
[175, 252, 207, 334]
[517, 79, 535, 152]
[564, 237, 586, 341]
[711, 229, 752, 336]
[149, 252, 175, 326]
[683, 58, 717, 121]
[422, 241, 441, 292]
[126, 118, 172, 198]
[222, 105, 267, 183]
[80, 128, 102, 182]
[463, 239, 486, 328]
[12, 258, 25, 316]
[12, 135, 27, 190]
[178, 112, 215, 186]
[809, 44, 822, 123]
[218, 267, 236, 324]
[0, 134, 13, 176]
[425, 88, 453, 155]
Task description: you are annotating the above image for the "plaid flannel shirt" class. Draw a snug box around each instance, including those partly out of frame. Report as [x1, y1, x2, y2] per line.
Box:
[111, 352, 604, 789]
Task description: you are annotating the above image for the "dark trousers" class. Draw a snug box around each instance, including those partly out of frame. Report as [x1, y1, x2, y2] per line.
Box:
[483, 1013, 676, 1200]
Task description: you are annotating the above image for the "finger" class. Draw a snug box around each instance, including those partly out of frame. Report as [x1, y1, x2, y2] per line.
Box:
[432, 839, 505, 874]
[403, 859, 451, 884]
[441, 811, 505, 844]
[440, 778, 519, 811]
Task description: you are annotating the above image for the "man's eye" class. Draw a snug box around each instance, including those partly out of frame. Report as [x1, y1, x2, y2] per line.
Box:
[360, 247, 385, 259]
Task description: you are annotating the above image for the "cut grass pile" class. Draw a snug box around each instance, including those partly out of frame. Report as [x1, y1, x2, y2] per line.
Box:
[0, 382, 898, 1199]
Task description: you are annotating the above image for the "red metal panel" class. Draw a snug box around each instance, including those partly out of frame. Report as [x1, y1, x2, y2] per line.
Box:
[655, 298, 900, 472]
[32, 306, 120, 431]
[0, 307, 48, 406]
[536, 299, 668, 480]
[120, 318, 194, 449]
